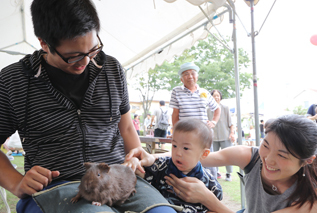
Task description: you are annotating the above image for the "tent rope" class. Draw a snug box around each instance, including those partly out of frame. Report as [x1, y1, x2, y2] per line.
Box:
[254, 0, 277, 36]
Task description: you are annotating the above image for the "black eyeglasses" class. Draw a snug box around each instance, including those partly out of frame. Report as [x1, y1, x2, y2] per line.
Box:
[45, 35, 103, 64]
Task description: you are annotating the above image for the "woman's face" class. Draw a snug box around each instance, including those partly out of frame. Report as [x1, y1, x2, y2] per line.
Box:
[212, 91, 221, 104]
[259, 132, 304, 183]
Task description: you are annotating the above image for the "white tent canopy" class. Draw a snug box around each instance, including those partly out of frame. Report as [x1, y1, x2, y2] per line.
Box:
[0, 0, 230, 79]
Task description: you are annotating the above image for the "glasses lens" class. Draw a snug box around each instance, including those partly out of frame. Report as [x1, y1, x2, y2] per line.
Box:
[68, 56, 85, 63]
[88, 48, 102, 58]
[67, 47, 102, 63]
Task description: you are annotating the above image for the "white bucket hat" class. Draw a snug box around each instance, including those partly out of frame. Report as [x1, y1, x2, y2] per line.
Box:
[178, 62, 199, 76]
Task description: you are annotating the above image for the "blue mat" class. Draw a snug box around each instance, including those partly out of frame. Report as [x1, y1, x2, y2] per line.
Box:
[12, 153, 23, 156]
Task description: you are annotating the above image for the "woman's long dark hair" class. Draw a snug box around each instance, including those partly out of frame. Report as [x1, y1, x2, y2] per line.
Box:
[266, 114, 317, 209]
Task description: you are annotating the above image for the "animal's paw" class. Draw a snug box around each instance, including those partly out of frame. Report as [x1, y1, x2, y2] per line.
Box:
[70, 197, 78, 204]
[92, 201, 101, 206]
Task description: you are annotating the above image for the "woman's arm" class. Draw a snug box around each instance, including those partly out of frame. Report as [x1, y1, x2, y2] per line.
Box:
[273, 201, 317, 213]
[201, 145, 252, 170]
[165, 174, 234, 213]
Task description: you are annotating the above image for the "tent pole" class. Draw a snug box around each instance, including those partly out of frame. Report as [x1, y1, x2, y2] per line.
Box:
[227, 0, 245, 209]
[248, 0, 261, 146]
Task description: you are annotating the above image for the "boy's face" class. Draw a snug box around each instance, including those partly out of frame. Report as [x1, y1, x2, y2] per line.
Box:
[40, 30, 100, 75]
[171, 130, 208, 174]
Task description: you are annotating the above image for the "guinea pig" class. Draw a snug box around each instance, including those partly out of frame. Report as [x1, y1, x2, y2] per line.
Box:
[71, 162, 137, 206]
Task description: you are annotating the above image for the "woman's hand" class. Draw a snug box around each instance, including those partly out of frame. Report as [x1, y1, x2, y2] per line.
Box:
[165, 174, 209, 203]
[125, 147, 156, 173]
[165, 174, 234, 213]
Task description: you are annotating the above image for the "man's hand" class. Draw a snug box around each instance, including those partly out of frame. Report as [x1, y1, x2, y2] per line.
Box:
[207, 120, 216, 128]
[14, 166, 60, 198]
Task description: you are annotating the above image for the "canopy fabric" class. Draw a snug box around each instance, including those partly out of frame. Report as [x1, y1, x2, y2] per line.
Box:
[0, 0, 228, 79]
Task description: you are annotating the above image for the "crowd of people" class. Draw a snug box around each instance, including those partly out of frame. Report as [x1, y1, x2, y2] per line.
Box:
[1, 0, 317, 212]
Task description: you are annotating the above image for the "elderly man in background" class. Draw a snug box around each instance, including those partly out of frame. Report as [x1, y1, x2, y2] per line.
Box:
[169, 62, 220, 178]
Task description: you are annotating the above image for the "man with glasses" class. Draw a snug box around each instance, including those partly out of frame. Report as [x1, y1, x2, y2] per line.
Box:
[0, 0, 177, 212]
[169, 62, 221, 178]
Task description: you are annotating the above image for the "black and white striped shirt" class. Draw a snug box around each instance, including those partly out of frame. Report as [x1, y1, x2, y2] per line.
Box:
[0, 50, 130, 181]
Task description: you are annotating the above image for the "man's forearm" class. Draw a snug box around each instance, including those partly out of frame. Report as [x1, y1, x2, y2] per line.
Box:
[0, 151, 24, 195]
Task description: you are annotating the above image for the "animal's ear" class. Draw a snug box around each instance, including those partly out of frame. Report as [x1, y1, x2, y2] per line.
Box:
[83, 162, 93, 170]
[98, 163, 110, 173]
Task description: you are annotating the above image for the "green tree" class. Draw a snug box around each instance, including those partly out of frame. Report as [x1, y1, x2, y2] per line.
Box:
[132, 68, 169, 120]
[293, 105, 307, 115]
[132, 34, 252, 118]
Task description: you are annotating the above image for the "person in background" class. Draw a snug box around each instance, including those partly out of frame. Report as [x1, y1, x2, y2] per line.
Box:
[260, 120, 265, 140]
[125, 118, 223, 213]
[169, 62, 220, 178]
[133, 114, 141, 135]
[144, 114, 152, 135]
[306, 104, 317, 123]
[207, 89, 235, 181]
[151, 100, 170, 149]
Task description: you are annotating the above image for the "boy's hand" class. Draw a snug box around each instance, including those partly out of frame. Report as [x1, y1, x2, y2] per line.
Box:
[125, 147, 156, 173]
[123, 157, 145, 178]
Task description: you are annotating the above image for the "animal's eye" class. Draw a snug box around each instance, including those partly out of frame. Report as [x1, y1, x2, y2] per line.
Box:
[97, 173, 100, 176]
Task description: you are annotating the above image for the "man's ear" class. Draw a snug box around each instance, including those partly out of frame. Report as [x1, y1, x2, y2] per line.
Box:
[201, 148, 210, 160]
[38, 37, 50, 52]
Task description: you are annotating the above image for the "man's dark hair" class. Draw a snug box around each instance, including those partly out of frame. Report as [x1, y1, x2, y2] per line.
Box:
[31, 0, 100, 52]
[159, 100, 165, 106]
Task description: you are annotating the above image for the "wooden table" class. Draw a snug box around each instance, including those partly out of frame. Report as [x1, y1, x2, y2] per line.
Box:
[139, 136, 172, 153]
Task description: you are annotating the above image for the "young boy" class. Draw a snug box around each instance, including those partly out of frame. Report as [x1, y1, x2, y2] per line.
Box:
[128, 118, 223, 213]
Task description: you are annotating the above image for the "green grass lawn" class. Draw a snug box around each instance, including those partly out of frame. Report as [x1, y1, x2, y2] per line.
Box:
[218, 166, 242, 204]
[0, 156, 24, 213]
[0, 148, 243, 212]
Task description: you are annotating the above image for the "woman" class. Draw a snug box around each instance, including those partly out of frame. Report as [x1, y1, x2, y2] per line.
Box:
[133, 114, 140, 135]
[126, 114, 317, 212]
[207, 89, 235, 181]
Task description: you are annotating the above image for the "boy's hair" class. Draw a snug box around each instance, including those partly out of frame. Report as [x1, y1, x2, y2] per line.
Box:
[134, 114, 138, 119]
[173, 118, 212, 149]
[31, 0, 100, 52]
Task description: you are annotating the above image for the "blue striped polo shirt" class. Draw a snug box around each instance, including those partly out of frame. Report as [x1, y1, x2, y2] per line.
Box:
[169, 85, 219, 123]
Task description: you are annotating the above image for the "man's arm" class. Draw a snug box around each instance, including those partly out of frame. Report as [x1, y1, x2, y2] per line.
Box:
[172, 108, 179, 126]
[151, 115, 155, 126]
[118, 111, 142, 154]
[212, 107, 220, 124]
